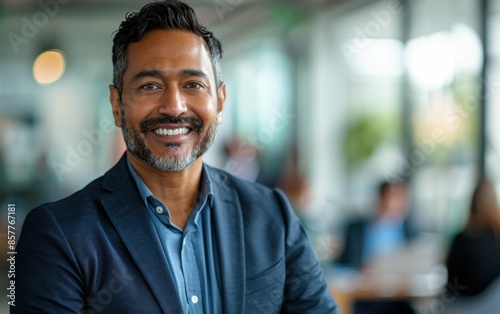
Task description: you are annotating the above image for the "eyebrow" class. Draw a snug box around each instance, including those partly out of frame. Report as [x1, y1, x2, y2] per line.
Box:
[180, 69, 210, 82]
[131, 69, 163, 83]
[130, 68, 210, 83]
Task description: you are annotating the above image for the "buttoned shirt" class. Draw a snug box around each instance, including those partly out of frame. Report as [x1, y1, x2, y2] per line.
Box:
[127, 160, 222, 313]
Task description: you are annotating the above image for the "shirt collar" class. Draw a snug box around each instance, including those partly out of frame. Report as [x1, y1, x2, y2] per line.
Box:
[126, 156, 214, 209]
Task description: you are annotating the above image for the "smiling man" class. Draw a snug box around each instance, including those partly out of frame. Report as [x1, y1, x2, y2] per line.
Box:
[14, 1, 338, 313]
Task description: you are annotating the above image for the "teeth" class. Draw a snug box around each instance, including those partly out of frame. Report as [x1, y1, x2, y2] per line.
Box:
[154, 127, 189, 136]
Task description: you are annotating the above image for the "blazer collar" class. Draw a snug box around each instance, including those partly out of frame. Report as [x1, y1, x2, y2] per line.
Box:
[205, 166, 246, 313]
[100, 154, 183, 313]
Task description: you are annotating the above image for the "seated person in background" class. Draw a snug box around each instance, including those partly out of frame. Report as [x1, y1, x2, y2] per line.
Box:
[336, 180, 415, 314]
[446, 178, 500, 297]
[337, 180, 414, 269]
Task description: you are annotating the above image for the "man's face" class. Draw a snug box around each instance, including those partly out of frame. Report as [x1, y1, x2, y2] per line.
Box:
[380, 184, 408, 219]
[110, 29, 225, 171]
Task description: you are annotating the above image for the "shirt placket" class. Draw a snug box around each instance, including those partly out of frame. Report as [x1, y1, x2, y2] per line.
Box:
[181, 229, 203, 313]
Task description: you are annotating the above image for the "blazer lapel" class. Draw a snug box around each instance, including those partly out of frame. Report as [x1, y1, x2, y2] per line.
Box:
[208, 167, 246, 313]
[100, 155, 182, 313]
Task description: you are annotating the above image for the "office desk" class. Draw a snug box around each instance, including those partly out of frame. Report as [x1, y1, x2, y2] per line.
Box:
[328, 237, 447, 314]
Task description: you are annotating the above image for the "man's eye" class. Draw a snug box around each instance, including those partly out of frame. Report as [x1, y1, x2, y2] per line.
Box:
[186, 82, 204, 89]
[140, 84, 159, 90]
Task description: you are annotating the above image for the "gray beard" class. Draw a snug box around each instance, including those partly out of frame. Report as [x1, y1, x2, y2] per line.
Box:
[120, 107, 218, 171]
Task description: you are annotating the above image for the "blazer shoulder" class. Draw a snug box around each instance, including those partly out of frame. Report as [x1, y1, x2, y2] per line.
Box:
[29, 154, 130, 220]
[28, 174, 106, 221]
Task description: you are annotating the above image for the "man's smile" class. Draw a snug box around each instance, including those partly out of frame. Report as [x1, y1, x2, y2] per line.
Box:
[153, 127, 191, 136]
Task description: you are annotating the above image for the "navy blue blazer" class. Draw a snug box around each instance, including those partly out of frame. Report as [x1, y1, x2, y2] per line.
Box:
[14, 155, 338, 313]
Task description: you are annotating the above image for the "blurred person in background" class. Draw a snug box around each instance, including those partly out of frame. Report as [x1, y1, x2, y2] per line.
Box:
[223, 137, 260, 182]
[336, 180, 415, 314]
[446, 178, 500, 298]
[13, 1, 338, 313]
[337, 180, 414, 269]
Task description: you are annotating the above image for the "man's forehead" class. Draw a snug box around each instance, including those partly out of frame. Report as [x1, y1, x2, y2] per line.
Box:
[124, 29, 213, 79]
[128, 29, 210, 58]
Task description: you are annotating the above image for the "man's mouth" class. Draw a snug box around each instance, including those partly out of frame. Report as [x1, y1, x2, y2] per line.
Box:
[153, 127, 190, 136]
[141, 115, 202, 134]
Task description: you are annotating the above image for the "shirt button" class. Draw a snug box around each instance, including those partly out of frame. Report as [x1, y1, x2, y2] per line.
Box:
[155, 206, 164, 214]
[191, 295, 198, 304]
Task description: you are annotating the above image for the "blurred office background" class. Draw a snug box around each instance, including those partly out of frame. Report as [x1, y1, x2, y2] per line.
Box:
[1, 0, 499, 313]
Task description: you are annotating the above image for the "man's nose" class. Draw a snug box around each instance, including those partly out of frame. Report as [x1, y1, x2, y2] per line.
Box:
[158, 86, 187, 117]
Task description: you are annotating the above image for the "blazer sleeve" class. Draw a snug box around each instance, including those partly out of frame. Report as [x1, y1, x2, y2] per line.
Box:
[274, 190, 339, 314]
[13, 206, 86, 313]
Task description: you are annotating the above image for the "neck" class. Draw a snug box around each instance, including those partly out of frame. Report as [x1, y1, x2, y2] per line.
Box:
[127, 152, 203, 229]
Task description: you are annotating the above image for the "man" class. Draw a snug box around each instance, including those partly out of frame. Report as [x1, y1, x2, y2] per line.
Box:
[14, 1, 338, 313]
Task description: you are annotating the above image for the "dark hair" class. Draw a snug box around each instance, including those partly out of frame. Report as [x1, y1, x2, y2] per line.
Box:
[378, 181, 391, 196]
[111, 0, 223, 94]
[378, 180, 406, 196]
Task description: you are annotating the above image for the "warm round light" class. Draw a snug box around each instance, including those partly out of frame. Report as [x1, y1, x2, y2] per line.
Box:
[33, 49, 66, 85]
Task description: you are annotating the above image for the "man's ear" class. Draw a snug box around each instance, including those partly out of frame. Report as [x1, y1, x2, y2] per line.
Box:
[109, 85, 122, 128]
[216, 82, 226, 125]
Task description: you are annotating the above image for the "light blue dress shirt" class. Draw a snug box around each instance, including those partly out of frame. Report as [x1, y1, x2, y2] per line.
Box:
[127, 160, 222, 313]
[362, 217, 405, 263]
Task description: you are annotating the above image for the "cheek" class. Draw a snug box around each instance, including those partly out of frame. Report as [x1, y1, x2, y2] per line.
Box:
[194, 100, 219, 119]
[121, 103, 150, 125]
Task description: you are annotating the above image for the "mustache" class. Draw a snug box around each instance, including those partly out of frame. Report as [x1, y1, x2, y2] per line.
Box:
[140, 115, 203, 133]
